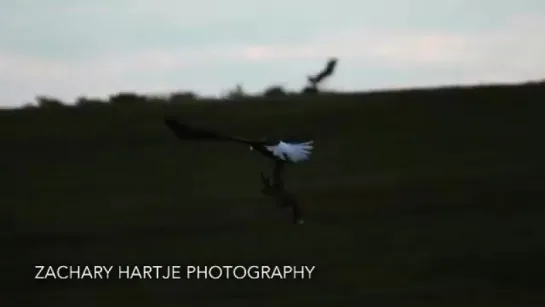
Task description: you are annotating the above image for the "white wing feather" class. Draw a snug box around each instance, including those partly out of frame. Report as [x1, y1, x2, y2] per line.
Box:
[266, 141, 314, 162]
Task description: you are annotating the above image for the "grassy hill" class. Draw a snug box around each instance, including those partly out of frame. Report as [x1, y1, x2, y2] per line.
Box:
[4, 82, 545, 306]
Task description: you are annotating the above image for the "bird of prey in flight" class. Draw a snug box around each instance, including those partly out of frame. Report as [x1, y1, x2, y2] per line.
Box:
[164, 118, 313, 224]
[307, 57, 338, 87]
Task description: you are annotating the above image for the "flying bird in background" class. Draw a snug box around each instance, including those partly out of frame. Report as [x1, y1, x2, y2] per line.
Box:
[164, 118, 313, 224]
[307, 57, 338, 87]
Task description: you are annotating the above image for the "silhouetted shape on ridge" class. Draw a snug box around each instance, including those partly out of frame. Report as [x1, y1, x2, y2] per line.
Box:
[263, 85, 288, 98]
[36, 96, 65, 108]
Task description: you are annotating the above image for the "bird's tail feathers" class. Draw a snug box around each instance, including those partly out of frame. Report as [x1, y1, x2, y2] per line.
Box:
[284, 140, 314, 162]
[293, 140, 314, 152]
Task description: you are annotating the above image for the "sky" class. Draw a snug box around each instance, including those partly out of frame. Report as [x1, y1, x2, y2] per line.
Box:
[1, 0, 545, 107]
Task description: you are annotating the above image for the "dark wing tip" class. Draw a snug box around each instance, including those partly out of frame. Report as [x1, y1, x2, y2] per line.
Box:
[163, 117, 192, 130]
[163, 118, 194, 138]
[164, 116, 177, 124]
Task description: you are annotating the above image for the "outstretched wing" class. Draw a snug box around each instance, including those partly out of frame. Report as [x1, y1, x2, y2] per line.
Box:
[266, 141, 314, 162]
[308, 58, 337, 84]
[164, 118, 252, 144]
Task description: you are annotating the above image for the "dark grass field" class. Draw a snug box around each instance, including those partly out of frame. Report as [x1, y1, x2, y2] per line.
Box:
[3, 83, 545, 306]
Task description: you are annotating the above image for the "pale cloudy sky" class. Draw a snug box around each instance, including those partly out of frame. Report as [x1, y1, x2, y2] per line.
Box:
[1, 0, 545, 106]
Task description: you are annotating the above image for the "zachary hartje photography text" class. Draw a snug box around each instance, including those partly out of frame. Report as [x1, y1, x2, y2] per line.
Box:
[34, 265, 316, 280]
